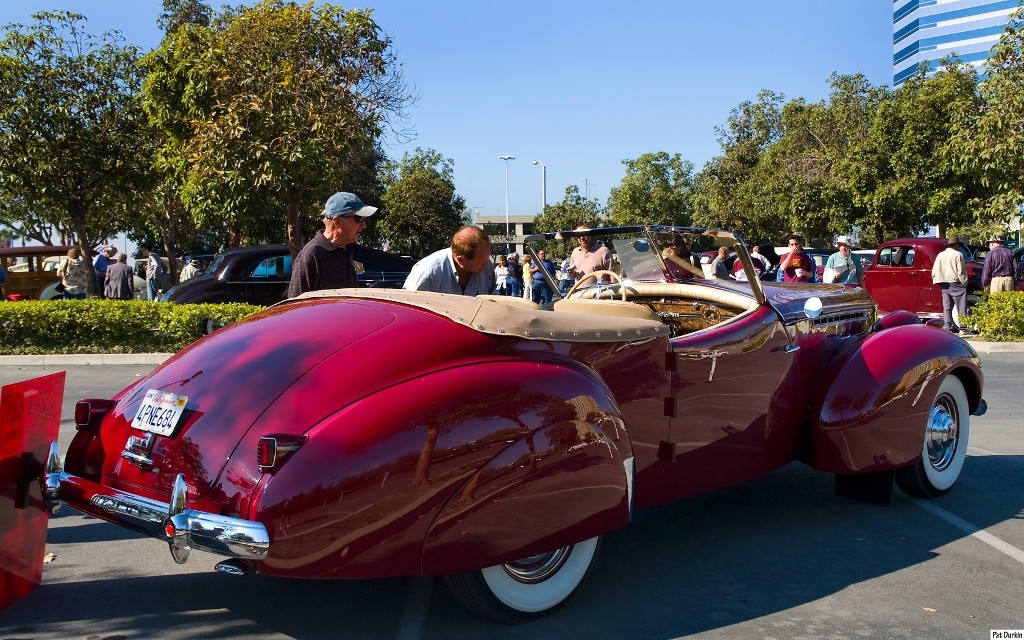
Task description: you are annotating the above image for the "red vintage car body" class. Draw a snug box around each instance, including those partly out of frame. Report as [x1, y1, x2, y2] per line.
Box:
[46, 226, 985, 622]
[863, 237, 985, 318]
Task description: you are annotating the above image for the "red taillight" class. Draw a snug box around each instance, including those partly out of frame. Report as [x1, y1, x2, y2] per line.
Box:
[75, 399, 116, 433]
[257, 434, 307, 474]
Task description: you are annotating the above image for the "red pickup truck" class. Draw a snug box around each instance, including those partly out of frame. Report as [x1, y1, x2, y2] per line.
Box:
[862, 237, 985, 323]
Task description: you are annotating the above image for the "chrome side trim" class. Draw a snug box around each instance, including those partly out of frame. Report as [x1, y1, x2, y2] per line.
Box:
[43, 441, 269, 564]
[623, 456, 635, 521]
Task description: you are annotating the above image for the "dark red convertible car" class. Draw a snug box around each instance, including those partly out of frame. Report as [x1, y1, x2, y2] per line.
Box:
[43, 226, 986, 623]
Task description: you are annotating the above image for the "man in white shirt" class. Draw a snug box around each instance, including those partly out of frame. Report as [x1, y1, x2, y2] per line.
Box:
[404, 226, 496, 296]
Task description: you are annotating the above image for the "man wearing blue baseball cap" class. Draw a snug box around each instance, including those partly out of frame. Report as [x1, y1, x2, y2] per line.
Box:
[287, 192, 377, 297]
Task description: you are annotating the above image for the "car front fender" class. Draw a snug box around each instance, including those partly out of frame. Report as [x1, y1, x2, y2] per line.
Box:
[805, 324, 982, 474]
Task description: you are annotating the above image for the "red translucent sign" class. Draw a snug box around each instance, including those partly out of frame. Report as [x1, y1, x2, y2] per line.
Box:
[0, 372, 64, 610]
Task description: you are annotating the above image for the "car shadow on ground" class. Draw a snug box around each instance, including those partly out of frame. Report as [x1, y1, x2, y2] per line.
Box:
[2, 455, 1021, 639]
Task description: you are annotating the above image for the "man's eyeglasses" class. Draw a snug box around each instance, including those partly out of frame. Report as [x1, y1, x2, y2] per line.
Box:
[335, 214, 365, 224]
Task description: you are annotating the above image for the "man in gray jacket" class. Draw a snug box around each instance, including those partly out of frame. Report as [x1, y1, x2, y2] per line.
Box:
[931, 236, 970, 335]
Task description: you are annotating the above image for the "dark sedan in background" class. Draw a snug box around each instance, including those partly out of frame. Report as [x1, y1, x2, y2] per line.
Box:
[160, 244, 414, 305]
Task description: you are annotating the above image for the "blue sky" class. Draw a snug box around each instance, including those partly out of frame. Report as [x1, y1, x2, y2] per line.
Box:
[2, 1, 894, 221]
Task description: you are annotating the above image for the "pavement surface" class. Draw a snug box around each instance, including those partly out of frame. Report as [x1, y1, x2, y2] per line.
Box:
[1, 352, 1021, 639]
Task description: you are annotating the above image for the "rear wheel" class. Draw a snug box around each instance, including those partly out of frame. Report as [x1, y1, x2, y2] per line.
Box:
[444, 536, 600, 624]
[896, 375, 969, 498]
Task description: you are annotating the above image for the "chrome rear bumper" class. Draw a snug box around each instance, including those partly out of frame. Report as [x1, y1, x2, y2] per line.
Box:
[44, 441, 269, 564]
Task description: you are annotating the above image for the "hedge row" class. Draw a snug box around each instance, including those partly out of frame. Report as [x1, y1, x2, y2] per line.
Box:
[966, 291, 1024, 341]
[0, 300, 263, 355]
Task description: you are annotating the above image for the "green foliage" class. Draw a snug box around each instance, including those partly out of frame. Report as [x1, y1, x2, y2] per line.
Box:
[378, 148, 467, 258]
[691, 90, 788, 241]
[965, 291, 1024, 341]
[0, 11, 150, 257]
[0, 300, 261, 354]
[607, 152, 694, 226]
[141, 0, 410, 256]
[158, 0, 212, 34]
[690, 70, 994, 247]
[532, 186, 605, 260]
[949, 5, 1024, 225]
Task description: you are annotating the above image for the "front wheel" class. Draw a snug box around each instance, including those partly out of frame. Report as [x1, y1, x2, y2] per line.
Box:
[896, 375, 970, 498]
[444, 536, 600, 624]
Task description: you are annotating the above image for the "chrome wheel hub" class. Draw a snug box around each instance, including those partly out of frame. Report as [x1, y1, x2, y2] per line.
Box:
[926, 393, 959, 472]
[502, 546, 572, 584]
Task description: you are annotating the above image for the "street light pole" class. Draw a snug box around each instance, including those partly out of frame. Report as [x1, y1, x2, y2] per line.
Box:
[498, 155, 515, 254]
[532, 160, 546, 213]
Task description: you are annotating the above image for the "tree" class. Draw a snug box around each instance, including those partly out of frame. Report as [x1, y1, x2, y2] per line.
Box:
[606, 152, 694, 226]
[141, 0, 413, 258]
[531, 186, 605, 260]
[0, 11, 150, 292]
[377, 148, 466, 258]
[158, 0, 212, 34]
[691, 90, 787, 241]
[950, 5, 1024, 226]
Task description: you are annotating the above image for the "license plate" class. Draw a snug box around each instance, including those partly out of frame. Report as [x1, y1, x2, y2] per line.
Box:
[131, 389, 189, 436]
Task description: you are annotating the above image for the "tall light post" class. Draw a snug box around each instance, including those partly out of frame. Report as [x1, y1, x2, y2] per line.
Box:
[532, 160, 546, 213]
[498, 155, 515, 253]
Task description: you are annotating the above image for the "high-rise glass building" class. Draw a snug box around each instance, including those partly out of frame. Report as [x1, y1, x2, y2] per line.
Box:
[893, 0, 1018, 87]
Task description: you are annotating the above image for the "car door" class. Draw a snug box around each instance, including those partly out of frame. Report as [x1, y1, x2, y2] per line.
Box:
[659, 307, 798, 502]
[864, 244, 920, 313]
[238, 254, 292, 306]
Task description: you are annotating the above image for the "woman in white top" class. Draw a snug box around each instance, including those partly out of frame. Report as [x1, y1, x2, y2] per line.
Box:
[494, 255, 513, 295]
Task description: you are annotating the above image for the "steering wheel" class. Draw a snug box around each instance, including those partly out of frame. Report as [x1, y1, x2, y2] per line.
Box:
[564, 270, 626, 301]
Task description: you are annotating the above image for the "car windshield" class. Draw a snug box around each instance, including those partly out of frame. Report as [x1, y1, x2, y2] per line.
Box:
[526, 226, 748, 284]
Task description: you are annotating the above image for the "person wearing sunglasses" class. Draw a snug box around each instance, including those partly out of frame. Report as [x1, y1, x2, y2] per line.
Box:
[287, 191, 377, 297]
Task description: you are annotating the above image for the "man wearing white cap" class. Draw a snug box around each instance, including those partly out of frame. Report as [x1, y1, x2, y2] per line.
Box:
[823, 235, 863, 285]
[287, 192, 377, 297]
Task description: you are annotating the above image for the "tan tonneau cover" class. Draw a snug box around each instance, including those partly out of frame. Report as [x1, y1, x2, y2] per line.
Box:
[291, 289, 669, 343]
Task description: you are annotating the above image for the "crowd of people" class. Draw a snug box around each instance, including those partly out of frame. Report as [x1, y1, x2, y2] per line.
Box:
[15, 189, 1017, 313]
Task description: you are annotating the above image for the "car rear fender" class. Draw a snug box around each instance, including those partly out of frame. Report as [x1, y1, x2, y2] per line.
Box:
[419, 390, 633, 576]
[805, 324, 983, 474]
[249, 359, 632, 580]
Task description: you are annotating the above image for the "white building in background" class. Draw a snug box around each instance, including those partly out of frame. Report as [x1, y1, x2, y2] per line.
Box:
[893, 0, 1018, 87]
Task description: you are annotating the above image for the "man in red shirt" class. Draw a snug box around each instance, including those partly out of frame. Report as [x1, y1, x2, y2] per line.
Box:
[779, 234, 815, 283]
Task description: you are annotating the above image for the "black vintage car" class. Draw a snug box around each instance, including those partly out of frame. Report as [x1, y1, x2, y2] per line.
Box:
[160, 244, 414, 305]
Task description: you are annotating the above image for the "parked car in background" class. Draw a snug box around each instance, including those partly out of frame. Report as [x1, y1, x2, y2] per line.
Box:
[852, 249, 876, 272]
[966, 244, 988, 263]
[160, 244, 414, 305]
[863, 237, 984, 324]
[0, 245, 76, 300]
[47, 225, 985, 623]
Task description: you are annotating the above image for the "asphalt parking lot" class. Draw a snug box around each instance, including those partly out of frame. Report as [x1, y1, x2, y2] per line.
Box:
[1, 351, 1021, 640]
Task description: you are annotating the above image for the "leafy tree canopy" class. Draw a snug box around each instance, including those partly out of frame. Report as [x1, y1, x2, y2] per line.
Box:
[949, 5, 1024, 225]
[378, 148, 466, 259]
[607, 151, 694, 226]
[141, 0, 412, 257]
[0, 11, 149, 287]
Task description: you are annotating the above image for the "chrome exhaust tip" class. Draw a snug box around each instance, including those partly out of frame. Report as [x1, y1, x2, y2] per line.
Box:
[215, 559, 248, 575]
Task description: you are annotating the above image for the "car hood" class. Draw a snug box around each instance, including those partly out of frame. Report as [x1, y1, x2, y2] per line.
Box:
[762, 282, 875, 323]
